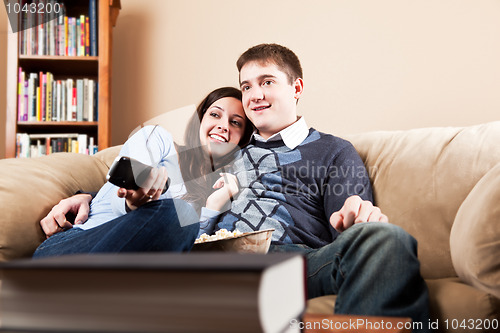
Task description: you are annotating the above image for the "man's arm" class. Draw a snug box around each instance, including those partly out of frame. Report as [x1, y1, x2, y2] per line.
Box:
[330, 195, 388, 232]
[40, 193, 93, 238]
[323, 142, 387, 234]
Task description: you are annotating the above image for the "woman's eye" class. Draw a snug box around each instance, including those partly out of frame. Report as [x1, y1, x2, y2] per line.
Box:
[210, 112, 219, 118]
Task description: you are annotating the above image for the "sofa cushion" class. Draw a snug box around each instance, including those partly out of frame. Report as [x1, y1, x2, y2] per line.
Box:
[306, 278, 500, 333]
[346, 121, 500, 279]
[450, 163, 500, 299]
[426, 278, 500, 333]
[0, 153, 109, 261]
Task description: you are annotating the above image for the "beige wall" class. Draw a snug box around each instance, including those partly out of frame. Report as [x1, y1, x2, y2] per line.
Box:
[2, 0, 500, 154]
[111, 0, 500, 145]
[0, 7, 7, 158]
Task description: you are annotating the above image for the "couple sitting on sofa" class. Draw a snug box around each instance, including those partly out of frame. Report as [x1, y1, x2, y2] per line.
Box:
[33, 43, 431, 332]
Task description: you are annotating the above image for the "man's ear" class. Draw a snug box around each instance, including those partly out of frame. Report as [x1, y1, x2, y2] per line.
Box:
[293, 78, 304, 100]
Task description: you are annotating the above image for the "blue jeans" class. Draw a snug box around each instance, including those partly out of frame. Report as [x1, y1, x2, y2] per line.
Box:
[270, 223, 430, 333]
[33, 199, 199, 258]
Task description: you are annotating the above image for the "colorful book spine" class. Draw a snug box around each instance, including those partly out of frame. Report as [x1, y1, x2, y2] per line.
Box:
[76, 79, 83, 121]
[40, 73, 46, 121]
[46, 72, 52, 121]
[23, 80, 29, 121]
[85, 17, 90, 56]
[18, 68, 24, 122]
[64, 16, 68, 56]
[80, 15, 85, 56]
[89, 0, 97, 56]
[36, 86, 41, 121]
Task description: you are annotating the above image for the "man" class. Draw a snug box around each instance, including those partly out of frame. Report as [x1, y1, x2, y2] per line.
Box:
[213, 44, 430, 330]
[41, 44, 430, 331]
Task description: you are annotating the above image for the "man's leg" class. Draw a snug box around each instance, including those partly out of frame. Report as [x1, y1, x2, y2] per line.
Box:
[33, 199, 199, 257]
[273, 223, 430, 332]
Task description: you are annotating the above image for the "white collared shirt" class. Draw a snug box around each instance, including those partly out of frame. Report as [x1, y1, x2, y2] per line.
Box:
[253, 116, 309, 149]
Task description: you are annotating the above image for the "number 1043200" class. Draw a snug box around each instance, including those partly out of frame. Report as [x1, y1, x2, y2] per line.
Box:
[6, 1, 62, 15]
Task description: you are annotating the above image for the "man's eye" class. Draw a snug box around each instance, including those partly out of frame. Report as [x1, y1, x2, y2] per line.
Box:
[241, 86, 250, 91]
[264, 81, 272, 86]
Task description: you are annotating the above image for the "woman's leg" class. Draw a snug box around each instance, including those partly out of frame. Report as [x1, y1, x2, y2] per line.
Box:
[33, 199, 199, 258]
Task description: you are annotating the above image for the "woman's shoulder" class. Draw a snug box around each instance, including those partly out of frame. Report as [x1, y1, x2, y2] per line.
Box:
[131, 125, 175, 144]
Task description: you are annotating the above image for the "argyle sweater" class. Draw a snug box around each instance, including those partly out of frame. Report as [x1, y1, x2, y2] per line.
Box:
[215, 128, 373, 248]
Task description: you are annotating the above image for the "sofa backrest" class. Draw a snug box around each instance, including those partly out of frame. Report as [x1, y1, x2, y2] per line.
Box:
[2, 122, 499, 280]
[346, 121, 500, 279]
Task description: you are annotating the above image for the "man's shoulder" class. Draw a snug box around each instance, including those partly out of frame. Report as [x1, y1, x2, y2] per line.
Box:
[304, 128, 355, 151]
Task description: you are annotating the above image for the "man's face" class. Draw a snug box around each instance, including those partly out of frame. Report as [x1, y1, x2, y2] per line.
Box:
[239, 61, 303, 139]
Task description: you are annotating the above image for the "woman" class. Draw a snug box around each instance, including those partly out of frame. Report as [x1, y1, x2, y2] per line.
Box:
[33, 87, 253, 257]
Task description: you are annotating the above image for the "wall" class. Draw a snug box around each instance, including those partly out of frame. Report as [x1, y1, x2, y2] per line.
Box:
[111, 0, 500, 145]
[1, 1, 499, 153]
[0, 6, 7, 158]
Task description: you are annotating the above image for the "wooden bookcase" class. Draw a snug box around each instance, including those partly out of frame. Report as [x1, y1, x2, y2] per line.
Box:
[5, 0, 121, 158]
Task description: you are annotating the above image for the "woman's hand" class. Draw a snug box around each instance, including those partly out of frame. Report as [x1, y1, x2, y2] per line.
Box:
[117, 166, 169, 211]
[205, 173, 240, 212]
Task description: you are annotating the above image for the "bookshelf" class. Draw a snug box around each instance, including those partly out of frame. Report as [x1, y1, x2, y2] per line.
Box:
[5, 0, 121, 158]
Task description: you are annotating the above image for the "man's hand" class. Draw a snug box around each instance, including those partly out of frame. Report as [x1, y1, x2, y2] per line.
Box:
[40, 193, 93, 238]
[330, 195, 388, 233]
[117, 166, 168, 211]
[205, 173, 240, 212]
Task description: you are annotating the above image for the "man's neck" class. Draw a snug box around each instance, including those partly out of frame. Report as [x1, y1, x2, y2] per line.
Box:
[257, 117, 301, 140]
[253, 116, 309, 150]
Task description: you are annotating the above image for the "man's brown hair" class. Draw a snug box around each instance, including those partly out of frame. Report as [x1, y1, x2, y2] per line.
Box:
[236, 44, 303, 84]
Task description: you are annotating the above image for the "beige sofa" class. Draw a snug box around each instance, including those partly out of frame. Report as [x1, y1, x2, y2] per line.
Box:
[1, 122, 499, 332]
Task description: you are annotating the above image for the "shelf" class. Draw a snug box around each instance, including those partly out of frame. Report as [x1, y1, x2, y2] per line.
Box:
[19, 56, 99, 76]
[19, 56, 99, 61]
[17, 122, 98, 136]
[17, 121, 98, 127]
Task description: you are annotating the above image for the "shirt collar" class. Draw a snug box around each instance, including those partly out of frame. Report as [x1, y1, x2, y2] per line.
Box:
[253, 116, 309, 149]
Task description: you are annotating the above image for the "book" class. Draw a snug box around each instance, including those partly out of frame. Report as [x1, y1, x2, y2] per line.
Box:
[17, 68, 24, 122]
[76, 79, 83, 121]
[0, 253, 306, 333]
[85, 16, 90, 56]
[45, 72, 52, 121]
[83, 78, 89, 121]
[89, 0, 98, 56]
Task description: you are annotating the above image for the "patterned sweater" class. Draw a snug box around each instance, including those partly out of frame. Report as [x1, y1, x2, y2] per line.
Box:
[215, 128, 373, 248]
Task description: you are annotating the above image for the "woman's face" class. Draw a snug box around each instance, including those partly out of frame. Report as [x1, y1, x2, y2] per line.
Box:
[199, 97, 247, 158]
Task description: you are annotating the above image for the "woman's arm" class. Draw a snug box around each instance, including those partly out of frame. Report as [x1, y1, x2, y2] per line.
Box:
[110, 126, 176, 215]
[197, 172, 240, 237]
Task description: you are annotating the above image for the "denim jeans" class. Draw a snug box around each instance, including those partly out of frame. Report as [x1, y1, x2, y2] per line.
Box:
[33, 199, 200, 258]
[270, 222, 431, 333]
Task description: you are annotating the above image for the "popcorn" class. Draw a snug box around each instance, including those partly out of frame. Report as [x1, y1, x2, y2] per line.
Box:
[195, 228, 244, 243]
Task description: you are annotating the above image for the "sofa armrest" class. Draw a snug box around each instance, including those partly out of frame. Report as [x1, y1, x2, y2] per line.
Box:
[450, 163, 500, 299]
[0, 153, 110, 261]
